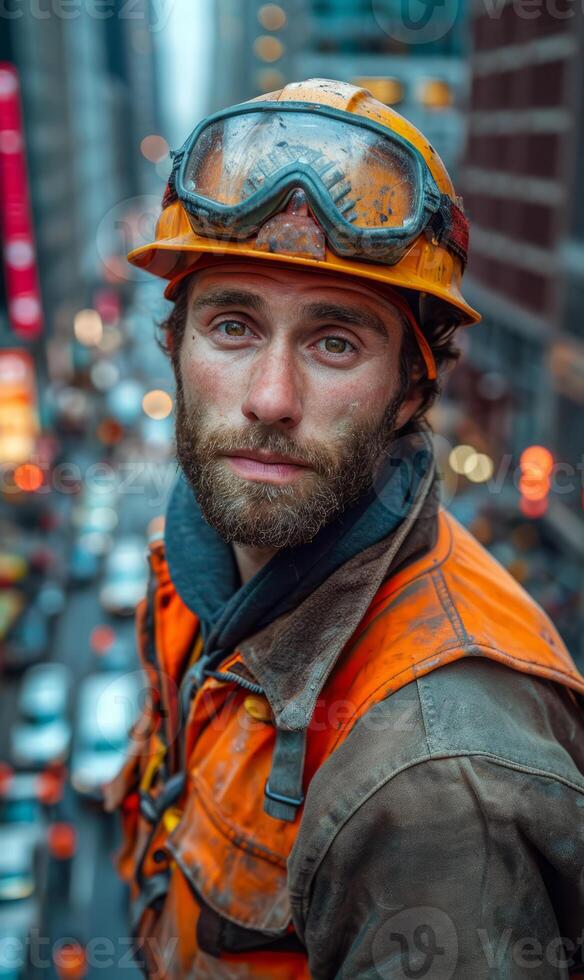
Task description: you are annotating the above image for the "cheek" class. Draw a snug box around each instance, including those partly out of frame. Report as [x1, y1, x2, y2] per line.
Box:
[305, 365, 396, 430]
[179, 337, 246, 419]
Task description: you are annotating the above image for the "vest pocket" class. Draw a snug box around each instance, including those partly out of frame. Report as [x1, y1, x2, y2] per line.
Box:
[166, 771, 293, 937]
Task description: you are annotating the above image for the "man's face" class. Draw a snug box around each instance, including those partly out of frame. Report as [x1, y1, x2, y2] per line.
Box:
[174, 259, 422, 548]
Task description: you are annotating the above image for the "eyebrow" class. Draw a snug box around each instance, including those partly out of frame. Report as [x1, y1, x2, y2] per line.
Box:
[190, 289, 267, 316]
[190, 289, 393, 340]
[299, 302, 391, 341]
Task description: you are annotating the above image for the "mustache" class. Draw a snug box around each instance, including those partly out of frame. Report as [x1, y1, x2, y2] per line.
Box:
[176, 394, 353, 479]
[199, 426, 329, 469]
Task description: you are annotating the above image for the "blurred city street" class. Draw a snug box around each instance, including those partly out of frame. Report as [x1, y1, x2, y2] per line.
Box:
[0, 0, 583, 976]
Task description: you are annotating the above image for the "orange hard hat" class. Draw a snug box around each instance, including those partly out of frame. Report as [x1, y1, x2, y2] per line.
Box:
[128, 78, 480, 371]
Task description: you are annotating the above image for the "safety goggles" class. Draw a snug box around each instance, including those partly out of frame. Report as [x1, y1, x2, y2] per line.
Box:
[166, 102, 469, 268]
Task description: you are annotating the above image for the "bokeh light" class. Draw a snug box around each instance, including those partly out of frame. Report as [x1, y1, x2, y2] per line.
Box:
[464, 453, 494, 483]
[418, 78, 453, 109]
[13, 461, 43, 492]
[73, 309, 103, 347]
[448, 444, 476, 475]
[254, 35, 284, 62]
[255, 68, 286, 92]
[142, 389, 173, 420]
[257, 3, 287, 30]
[140, 134, 169, 163]
[352, 76, 404, 105]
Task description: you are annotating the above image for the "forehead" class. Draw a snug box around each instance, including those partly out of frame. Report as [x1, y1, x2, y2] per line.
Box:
[186, 260, 403, 322]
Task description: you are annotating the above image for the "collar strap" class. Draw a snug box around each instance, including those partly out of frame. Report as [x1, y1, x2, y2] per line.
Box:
[380, 287, 438, 382]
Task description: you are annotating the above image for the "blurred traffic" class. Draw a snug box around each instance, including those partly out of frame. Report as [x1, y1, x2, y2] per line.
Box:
[0, 0, 583, 977]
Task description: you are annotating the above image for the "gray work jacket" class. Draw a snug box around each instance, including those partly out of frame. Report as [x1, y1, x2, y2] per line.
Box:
[288, 657, 584, 978]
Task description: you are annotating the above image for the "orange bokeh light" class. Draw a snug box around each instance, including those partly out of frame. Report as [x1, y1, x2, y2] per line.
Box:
[36, 769, 65, 806]
[520, 495, 549, 519]
[53, 943, 87, 980]
[13, 461, 43, 491]
[90, 624, 115, 654]
[140, 134, 169, 163]
[518, 475, 550, 501]
[47, 822, 77, 861]
[520, 445, 553, 475]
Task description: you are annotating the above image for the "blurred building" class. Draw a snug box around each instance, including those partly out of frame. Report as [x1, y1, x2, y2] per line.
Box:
[209, 0, 308, 114]
[0, 1, 163, 428]
[459, 4, 584, 550]
[209, 0, 468, 175]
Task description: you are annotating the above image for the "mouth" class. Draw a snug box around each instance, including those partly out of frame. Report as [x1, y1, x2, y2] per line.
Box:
[222, 450, 311, 484]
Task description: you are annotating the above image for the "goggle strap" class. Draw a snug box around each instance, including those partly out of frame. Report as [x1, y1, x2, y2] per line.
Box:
[429, 197, 469, 268]
[162, 148, 184, 208]
[162, 181, 177, 208]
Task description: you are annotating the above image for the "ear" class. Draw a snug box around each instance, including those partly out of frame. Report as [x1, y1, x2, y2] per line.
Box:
[395, 370, 425, 429]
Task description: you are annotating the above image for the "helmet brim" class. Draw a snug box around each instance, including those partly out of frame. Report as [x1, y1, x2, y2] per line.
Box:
[127, 235, 481, 327]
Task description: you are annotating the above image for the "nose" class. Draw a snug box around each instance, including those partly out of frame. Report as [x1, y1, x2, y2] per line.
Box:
[241, 346, 302, 429]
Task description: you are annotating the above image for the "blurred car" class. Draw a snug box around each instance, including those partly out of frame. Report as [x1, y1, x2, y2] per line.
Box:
[71, 671, 141, 800]
[99, 537, 147, 616]
[0, 592, 26, 654]
[35, 581, 66, 620]
[0, 773, 44, 842]
[11, 664, 72, 769]
[68, 479, 119, 586]
[0, 773, 48, 980]
[89, 627, 134, 672]
[0, 555, 27, 589]
[68, 537, 101, 586]
[1, 602, 49, 673]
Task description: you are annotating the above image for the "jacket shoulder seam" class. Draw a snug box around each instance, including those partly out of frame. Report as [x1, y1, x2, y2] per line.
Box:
[292, 751, 584, 924]
[362, 511, 454, 621]
[431, 567, 469, 646]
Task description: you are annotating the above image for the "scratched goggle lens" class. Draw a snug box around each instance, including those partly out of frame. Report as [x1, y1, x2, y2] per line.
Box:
[179, 108, 420, 232]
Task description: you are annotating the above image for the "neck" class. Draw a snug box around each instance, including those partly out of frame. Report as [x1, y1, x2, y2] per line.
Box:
[232, 542, 278, 585]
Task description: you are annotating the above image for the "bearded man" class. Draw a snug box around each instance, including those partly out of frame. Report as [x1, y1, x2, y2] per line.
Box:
[105, 80, 584, 980]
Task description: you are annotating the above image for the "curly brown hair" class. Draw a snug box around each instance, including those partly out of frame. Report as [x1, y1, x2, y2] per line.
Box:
[156, 274, 462, 424]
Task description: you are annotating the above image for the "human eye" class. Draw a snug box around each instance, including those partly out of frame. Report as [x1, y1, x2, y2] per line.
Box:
[314, 335, 359, 358]
[212, 319, 256, 341]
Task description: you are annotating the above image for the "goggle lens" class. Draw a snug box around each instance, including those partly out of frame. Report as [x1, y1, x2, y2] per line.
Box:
[182, 109, 420, 232]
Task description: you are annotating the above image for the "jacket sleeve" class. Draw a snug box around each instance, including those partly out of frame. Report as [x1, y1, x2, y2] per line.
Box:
[299, 755, 584, 980]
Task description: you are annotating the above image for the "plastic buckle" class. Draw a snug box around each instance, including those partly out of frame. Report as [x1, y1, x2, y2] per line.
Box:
[264, 780, 305, 808]
[139, 791, 158, 824]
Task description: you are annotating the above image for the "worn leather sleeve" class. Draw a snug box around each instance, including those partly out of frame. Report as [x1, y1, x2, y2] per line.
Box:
[303, 755, 584, 979]
[288, 660, 584, 980]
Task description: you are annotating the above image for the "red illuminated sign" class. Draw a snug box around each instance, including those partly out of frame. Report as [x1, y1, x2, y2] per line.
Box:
[0, 64, 43, 339]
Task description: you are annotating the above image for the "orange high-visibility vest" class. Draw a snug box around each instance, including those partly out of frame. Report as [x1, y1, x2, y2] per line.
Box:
[106, 508, 584, 978]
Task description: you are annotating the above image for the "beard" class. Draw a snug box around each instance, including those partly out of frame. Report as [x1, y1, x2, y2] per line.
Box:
[173, 372, 406, 549]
